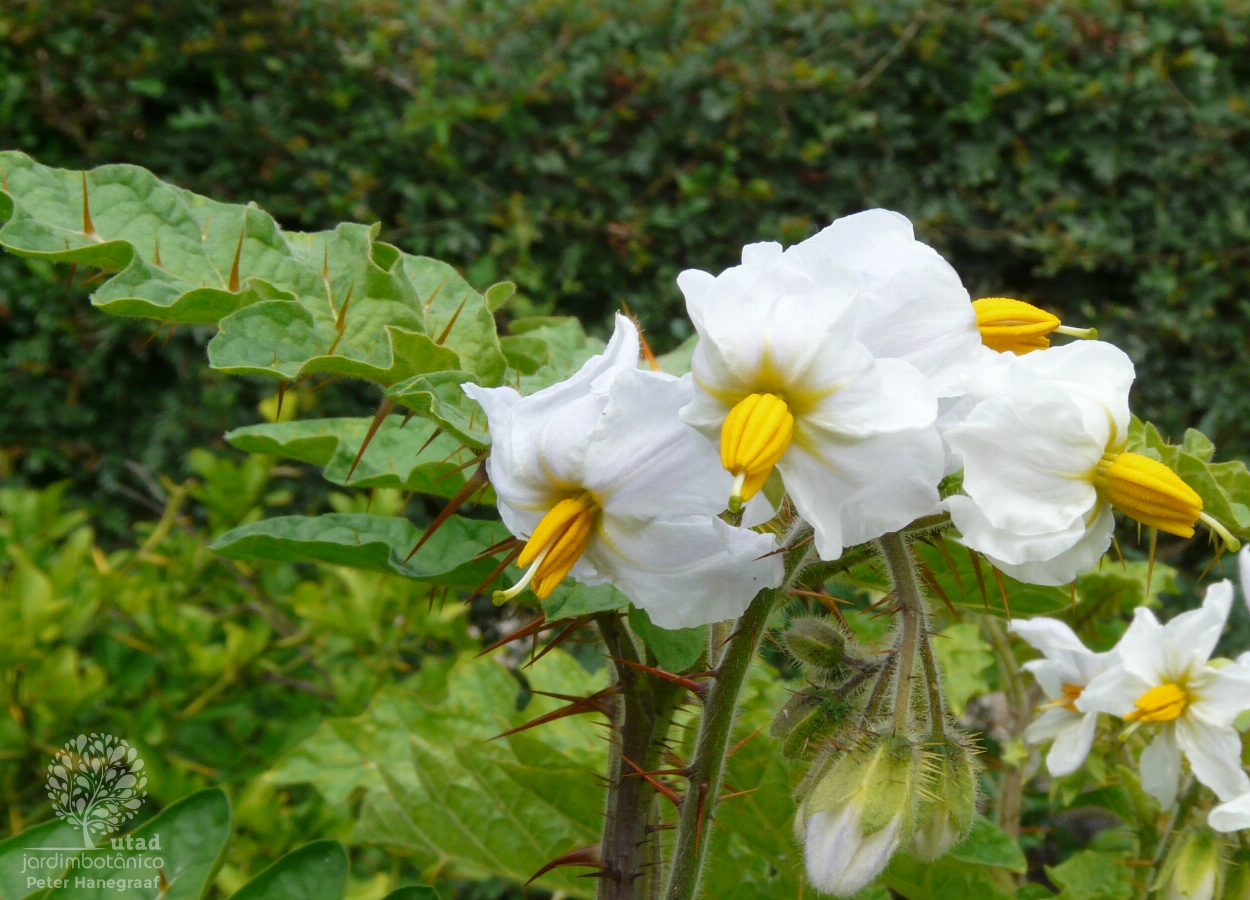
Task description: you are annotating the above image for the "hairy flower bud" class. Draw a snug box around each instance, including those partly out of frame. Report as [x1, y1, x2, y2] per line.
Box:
[1156, 829, 1223, 900]
[796, 735, 926, 897]
[781, 694, 855, 761]
[1222, 850, 1250, 900]
[784, 617, 847, 672]
[907, 738, 979, 860]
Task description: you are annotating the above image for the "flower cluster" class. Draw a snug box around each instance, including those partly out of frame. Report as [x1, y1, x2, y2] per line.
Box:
[463, 207, 1246, 895]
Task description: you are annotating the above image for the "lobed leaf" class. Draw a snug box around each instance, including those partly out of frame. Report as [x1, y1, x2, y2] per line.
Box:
[210, 514, 510, 586]
[230, 841, 348, 900]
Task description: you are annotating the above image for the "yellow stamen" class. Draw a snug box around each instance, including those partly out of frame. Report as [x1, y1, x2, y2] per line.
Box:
[1093, 451, 1202, 538]
[493, 496, 598, 603]
[720, 393, 793, 512]
[1123, 682, 1187, 723]
[973, 297, 1095, 355]
[1059, 682, 1083, 713]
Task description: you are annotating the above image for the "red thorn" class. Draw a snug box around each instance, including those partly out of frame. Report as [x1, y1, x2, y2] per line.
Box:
[66, 262, 78, 289]
[726, 727, 763, 758]
[476, 613, 551, 658]
[756, 533, 813, 560]
[935, 535, 965, 591]
[468, 544, 522, 599]
[990, 564, 1012, 620]
[275, 381, 288, 421]
[918, 561, 960, 620]
[470, 535, 523, 563]
[81, 171, 95, 235]
[399, 410, 416, 429]
[608, 657, 708, 693]
[228, 219, 246, 292]
[621, 755, 683, 808]
[967, 547, 989, 607]
[622, 304, 661, 372]
[524, 615, 595, 668]
[623, 767, 691, 779]
[435, 292, 470, 345]
[415, 425, 443, 454]
[346, 398, 396, 482]
[489, 686, 619, 740]
[432, 452, 488, 484]
[404, 463, 490, 563]
[326, 283, 354, 356]
[719, 787, 760, 802]
[695, 782, 709, 850]
[525, 845, 603, 887]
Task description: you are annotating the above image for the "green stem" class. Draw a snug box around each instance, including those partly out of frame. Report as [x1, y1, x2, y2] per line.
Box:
[879, 532, 924, 735]
[1142, 777, 1201, 900]
[917, 627, 946, 741]
[982, 615, 1028, 839]
[661, 585, 782, 900]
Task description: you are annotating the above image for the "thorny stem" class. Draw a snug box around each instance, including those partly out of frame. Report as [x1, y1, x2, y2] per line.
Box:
[879, 532, 924, 735]
[1142, 777, 1201, 900]
[861, 653, 897, 724]
[597, 613, 686, 900]
[662, 542, 812, 900]
[983, 615, 1029, 840]
[917, 628, 947, 741]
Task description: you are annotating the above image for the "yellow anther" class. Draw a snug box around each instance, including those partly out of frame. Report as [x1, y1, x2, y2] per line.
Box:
[721, 393, 794, 511]
[1123, 682, 1187, 723]
[973, 297, 1095, 354]
[494, 496, 598, 603]
[1094, 452, 1202, 538]
[1059, 682, 1083, 713]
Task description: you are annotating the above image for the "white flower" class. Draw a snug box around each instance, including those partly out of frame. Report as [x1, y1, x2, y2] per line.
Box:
[677, 239, 943, 561]
[797, 736, 923, 897]
[1079, 581, 1250, 808]
[1009, 617, 1118, 777]
[787, 209, 984, 398]
[944, 340, 1226, 585]
[1210, 791, 1250, 833]
[464, 314, 783, 629]
[1240, 544, 1250, 615]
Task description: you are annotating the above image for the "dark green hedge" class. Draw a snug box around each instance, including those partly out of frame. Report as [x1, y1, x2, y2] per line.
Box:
[4, 0, 1250, 509]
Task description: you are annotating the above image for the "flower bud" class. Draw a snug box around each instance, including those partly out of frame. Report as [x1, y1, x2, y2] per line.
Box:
[1221, 850, 1250, 900]
[780, 693, 854, 761]
[1155, 829, 1223, 900]
[796, 735, 925, 897]
[784, 617, 847, 672]
[907, 738, 978, 860]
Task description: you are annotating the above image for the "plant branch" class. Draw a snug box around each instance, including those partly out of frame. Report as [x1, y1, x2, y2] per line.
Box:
[917, 627, 946, 741]
[879, 532, 925, 735]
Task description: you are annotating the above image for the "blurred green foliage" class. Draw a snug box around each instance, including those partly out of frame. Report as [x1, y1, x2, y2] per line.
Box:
[0, 460, 483, 897]
[3, 0, 1250, 508]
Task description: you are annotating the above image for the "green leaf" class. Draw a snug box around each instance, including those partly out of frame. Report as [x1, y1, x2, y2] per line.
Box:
[231, 841, 348, 900]
[0, 819, 80, 900]
[541, 582, 629, 620]
[932, 625, 994, 717]
[884, 855, 1014, 900]
[43, 788, 231, 900]
[380, 889, 441, 900]
[401, 254, 506, 386]
[225, 417, 489, 500]
[508, 317, 604, 393]
[386, 371, 491, 449]
[656, 335, 698, 375]
[271, 651, 607, 896]
[948, 816, 1028, 873]
[1046, 849, 1133, 900]
[627, 606, 706, 672]
[499, 334, 551, 375]
[210, 514, 511, 586]
[0, 154, 502, 389]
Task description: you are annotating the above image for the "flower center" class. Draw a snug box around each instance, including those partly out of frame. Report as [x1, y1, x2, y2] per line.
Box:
[1124, 682, 1187, 723]
[721, 393, 794, 512]
[494, 495, 598, 603]
[1093, 451, 1202, 538]
[973, 297, 1096, 355]
[1059, 682, 1084, 713]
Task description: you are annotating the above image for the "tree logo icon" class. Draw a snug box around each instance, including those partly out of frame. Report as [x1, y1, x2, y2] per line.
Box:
[46, 734, 148, 848]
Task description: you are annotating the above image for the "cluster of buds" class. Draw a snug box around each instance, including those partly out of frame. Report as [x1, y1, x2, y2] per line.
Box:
[1157, 829, 1225, 900]
[771, 614, 980, 896]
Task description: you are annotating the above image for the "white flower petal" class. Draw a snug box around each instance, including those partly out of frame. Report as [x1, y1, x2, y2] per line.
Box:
[580, 370, 730, 519]
[804, 805, 861, 893]
[789, 209, 982, 397]
[1010, 617, 1089, 657]
[947, 496, 1113, 586]
[1240, 545, 1250, 616]
[944, 392, 1103, 535]
[838, 814, 904, 895]
[1188, 663, 1250, 727]
[1158, 581, 1234, 680]
[780, 424, 942, 560]
[1024, 706, 1077, 743]
[1208, 791, 1250, 833]
[587, 515, 782, 629]
[1139, 725, 1183, 809]
[1107, 606, 1168, 687]
[1046, 712, 1098, 778]
[1008, 340, 1135, 443]
[1176, 716, 1250, 802]
[1078, 662, 1153, 718]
